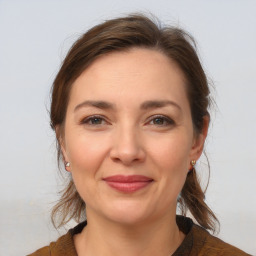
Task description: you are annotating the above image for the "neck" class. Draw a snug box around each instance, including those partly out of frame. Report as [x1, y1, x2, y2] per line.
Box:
[74, 210, 185, 256]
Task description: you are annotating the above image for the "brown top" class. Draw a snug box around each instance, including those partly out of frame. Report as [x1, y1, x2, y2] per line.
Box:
[28, 216, 251, 256]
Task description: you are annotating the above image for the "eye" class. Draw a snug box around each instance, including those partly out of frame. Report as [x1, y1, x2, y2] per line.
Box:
[81, 115, 107, 126]
[148, 115, 175, 126]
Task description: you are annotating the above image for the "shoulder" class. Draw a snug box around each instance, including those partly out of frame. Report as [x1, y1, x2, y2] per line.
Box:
[27, 222, 87, 256]
[192, 224, 252, 256]
[27, 232, 76, 256]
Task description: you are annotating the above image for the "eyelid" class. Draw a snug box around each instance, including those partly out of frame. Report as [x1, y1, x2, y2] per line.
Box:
[79, 114, 174, 126]
[80, 114, 110, 125]
[146, 114, 175, 126]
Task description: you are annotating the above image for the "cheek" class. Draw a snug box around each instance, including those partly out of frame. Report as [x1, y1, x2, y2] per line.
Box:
[148, 133, 192, 191]
[65, 133, 111, 203]
[65, 132, 110, 178]
[151, 133, 192, 169]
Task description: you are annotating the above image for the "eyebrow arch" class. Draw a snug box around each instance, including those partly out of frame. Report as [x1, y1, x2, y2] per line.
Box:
[74, 100, 181, 112]
[74, 100, 115, 112]
[140, 100, 181, 111]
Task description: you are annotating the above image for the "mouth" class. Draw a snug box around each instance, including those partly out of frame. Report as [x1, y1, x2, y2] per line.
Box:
[102, 175, 153, 193]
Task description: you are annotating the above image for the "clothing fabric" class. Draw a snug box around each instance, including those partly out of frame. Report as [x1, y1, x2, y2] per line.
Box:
[28, 216, 251, 256]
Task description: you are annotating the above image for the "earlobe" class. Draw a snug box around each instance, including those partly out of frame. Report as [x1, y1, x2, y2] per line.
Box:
[55, 125, 71, 172]
[189, 159, 196, 171]
[65, 162, 71, 172]
[61, 144, 72, 172]
[61, 145, 71, 172]
[190, 115, 209, 160]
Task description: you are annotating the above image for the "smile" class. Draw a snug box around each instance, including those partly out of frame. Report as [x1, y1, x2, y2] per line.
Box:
[102, 175, 153, 193]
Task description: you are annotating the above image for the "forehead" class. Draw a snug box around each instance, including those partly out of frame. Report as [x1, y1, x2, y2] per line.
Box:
[69, 48, 189, 109]
[80, 48, 185, 83]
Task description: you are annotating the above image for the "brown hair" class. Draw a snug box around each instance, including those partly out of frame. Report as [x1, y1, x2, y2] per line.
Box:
[50, 13, 218, 231]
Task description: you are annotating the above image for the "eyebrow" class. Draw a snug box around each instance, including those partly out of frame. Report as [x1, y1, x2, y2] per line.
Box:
[140, 100, 181, 111]
[74, 100, 181, 112]
[74, 100, 115, 112]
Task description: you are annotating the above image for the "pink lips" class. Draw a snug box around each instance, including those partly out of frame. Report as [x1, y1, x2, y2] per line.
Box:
[103, 175, 153, 193]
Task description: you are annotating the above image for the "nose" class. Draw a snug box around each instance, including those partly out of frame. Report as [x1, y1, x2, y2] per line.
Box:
[109, 125, 146, 166]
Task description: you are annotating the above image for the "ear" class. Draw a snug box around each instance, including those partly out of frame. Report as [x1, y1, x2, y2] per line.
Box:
[55, 125, 71, 172]
[189, 115, 209, 163]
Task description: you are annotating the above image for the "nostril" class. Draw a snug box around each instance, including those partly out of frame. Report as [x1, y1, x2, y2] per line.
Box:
[109, 145, 144, 164]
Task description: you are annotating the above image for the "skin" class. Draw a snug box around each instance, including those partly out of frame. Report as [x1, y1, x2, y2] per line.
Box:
[60, 48, 208, 256]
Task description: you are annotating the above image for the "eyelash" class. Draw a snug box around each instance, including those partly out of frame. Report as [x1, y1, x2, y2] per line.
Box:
[147, 115, 175, 126]
[80, 115, 107, 126]
[80, 115, 175, 127]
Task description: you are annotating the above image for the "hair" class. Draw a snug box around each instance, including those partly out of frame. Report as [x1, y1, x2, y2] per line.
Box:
[50, 13, 219, 231]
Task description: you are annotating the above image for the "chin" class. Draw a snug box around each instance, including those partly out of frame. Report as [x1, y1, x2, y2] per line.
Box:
[107, 212, 150, 226]
[100, 200, 156, 226]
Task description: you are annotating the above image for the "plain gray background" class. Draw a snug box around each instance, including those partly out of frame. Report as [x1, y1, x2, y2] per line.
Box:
[0, 0, 255, 255]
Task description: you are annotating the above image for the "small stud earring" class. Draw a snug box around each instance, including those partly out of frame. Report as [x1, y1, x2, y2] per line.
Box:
[191, 160, 196, 167]
[189, 160, 196, 172]
[65, 162, 70, 172]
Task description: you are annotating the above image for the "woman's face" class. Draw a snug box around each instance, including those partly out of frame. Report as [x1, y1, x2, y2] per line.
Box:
[61, 48, 206, 225]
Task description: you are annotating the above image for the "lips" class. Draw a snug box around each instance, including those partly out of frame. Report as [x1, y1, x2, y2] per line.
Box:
[103, 175, 153, 193]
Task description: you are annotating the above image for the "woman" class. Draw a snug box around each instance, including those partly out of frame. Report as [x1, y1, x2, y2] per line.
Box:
[29, 14, 250, 256]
